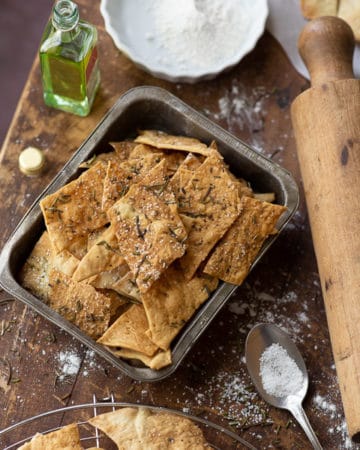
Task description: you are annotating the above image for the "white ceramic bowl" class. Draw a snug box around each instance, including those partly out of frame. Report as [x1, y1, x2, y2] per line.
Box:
[100, 0, 269, 83]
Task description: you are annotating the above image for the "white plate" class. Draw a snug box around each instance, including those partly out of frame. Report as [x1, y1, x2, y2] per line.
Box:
[100, 0, 269, 83]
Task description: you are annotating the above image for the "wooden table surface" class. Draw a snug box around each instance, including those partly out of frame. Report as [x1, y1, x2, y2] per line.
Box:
[0, 2, 353, 449]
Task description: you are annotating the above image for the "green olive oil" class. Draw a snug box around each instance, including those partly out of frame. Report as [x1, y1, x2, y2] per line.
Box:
[39, 0, 100, 116]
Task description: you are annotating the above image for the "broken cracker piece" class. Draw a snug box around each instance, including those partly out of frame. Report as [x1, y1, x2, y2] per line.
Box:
[108, 160, 187, 293]
[40, 162, 108, 259]
[48, 269, 111, 339]
[204, 196, 286, 285]
[97, 303, 158, 356]
[135, 130, 211, 156]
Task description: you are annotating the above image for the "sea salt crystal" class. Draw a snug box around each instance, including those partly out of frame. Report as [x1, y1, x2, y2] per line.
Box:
[259, 343, 303, 397]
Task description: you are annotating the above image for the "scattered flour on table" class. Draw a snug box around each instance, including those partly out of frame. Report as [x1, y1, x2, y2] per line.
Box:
[57, 350, 81, 380]
[312, 394, 355, 449]
[259, 343, 303, 397]
[146, 0, 250, 70]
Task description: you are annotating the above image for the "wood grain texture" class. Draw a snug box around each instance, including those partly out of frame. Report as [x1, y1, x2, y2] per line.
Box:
[292, 16, 360, 442]
[0, 2, 350, 449]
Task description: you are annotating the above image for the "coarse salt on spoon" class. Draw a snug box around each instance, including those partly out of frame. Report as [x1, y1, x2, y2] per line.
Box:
[245, 323, 322, 449]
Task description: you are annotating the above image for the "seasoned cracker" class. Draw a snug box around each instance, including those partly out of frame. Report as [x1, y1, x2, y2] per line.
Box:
[169, 153, 202, 198]
[102, 148, 163, 211]
[204, 196, 286, 285]
[177, 153, 241, 279]
[48, 269, 111, 339]
[112, 348, 172, 370]
[19, 231, 53, 301]
[98, 304, 158, 356]
[135, 130, 211, 156]
[18, 423, 82, 450]
[109, 140, 137, 161]
[40, 162, 108, 259]
[91, 269, 141, 301]
[88, 407, 209, 449]
[142, 265, 218, 350]
[108, 160, 187, 293]
[72, 226, 127, 282]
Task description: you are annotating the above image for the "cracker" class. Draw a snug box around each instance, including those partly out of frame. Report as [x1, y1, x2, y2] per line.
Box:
[48, 269, 111, 339]
[135, 130, 211, 156]
[204, 196, 286, 285]
[72, 226, 127, 282]
[19, 231, 53, 301]
[169, 153, 202, 197]
[338, 0, 360, 41]
[177, 153, 241, 279]
[78, 150, 122, 169]
[109, 140, 137, 161]
[112, 348, 172, 369]
[102, 147, 164, 211]
[18, 423, 82, 450]
[141, 265, 218, 350]
[88, 407, 209, 449]
[51, 249, 79, 277]
[108, 160, 187, 293]
[300, 0, 338, 19]
[91, 269, 141, 301]
[97, 289, 129, 318]
[97, 304, 158, 356]
[40, 162, 108, 259]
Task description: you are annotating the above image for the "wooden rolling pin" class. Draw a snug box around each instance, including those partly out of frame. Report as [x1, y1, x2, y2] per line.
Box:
[291, 16, 360, 442]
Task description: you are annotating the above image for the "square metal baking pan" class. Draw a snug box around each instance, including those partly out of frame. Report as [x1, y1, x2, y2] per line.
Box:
[0, 86, 299, 382]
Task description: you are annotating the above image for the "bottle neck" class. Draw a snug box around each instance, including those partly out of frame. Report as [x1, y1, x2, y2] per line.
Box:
[52, 0, 79, 32]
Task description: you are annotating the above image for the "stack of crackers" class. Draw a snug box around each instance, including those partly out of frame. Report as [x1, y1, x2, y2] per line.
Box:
[301, 0, 360, 41]
[19, 406, 210, 449]
[19, 130, 285, 370]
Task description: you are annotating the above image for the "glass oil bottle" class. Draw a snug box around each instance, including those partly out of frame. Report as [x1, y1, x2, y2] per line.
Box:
[39, 0, 100, 116]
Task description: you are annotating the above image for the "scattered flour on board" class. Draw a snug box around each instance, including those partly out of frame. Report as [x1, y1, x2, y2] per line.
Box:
[57, 350, 81, 381]
[313, 394, 355, 449]
[206, 81, 268, 154]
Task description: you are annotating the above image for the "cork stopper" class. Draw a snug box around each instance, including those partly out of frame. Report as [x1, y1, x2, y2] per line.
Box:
[18, 147, 46, 176]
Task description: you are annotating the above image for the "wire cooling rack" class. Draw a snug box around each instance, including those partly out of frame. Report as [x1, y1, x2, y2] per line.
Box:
[0, 393, 257, 450]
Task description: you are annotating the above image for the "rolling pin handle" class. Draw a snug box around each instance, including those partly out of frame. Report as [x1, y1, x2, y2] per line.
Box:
[298, 16, 355, 87]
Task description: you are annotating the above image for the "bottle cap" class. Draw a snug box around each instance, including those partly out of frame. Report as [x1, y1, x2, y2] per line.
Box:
[18, 147, 46, 176]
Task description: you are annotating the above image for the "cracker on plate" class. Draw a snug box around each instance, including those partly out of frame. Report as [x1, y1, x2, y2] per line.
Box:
[135, 130, 211, 156]
[40, 161, 108, 259]
[88, 407, 209, 449]
[204, 196, 286, 285]
[18, 423, 82, 450]
[97, 304, 159, 356]
[48, 269, 111, 339]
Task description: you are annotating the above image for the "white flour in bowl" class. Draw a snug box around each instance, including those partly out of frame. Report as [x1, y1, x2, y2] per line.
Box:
[146, 0, 252, 70]
[259, 342, 303, 397]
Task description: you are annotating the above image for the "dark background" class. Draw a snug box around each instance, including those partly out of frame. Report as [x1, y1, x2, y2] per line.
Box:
[0, 0, 52, 148]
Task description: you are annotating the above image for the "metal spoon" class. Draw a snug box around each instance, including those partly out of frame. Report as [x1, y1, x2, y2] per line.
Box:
[245, 323, 322, 450]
